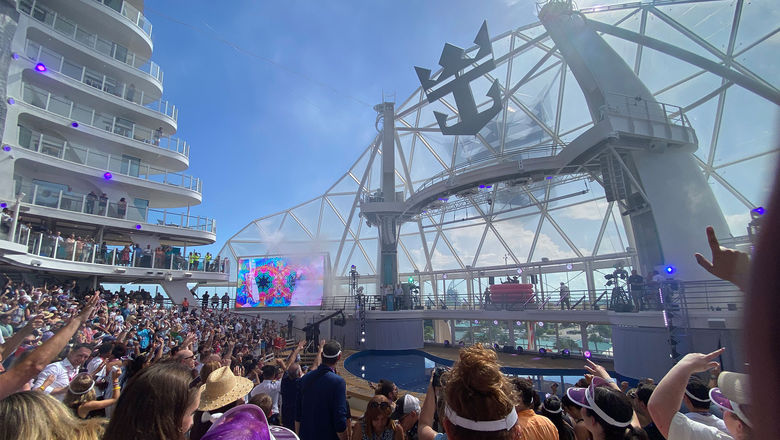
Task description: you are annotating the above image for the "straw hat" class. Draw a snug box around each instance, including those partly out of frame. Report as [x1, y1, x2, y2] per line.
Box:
[199, 366, 254, 411]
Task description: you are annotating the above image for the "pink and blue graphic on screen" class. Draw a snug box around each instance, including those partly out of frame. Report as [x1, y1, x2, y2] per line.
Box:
[236, 255, 325, 307]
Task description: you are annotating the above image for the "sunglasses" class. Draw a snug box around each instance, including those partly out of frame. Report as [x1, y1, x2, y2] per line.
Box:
[368, 401, 392, 410]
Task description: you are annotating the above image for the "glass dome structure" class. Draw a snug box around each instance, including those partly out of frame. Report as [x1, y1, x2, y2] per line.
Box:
[218, 0, 778, 298]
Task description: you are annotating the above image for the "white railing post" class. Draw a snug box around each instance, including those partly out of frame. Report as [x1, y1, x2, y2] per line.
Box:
[35, 232, 42, 255]
[52, 238, 59, 259]
[81, 195, 86, 212]
[56, 190, 63, 209]
[91, 244, 97, 264]
[151, 251, 155, 269]
[111, 250, 116, 265]
[31, 185, 38, 205]
[71, 242, 77, 261]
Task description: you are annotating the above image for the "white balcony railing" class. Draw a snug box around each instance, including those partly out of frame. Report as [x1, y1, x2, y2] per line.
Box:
[17, 126, 202, 193]
[20, 82, 189, 157]
[14, 181, 215, 233]
[25, 39, 177, 121]
[18, 0, 163, 85]
[92, 0, 153, 39]
[9, 226, 223, 273]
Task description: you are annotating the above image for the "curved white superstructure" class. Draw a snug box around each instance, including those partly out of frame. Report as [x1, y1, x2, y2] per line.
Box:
[0, 0, 226, 295]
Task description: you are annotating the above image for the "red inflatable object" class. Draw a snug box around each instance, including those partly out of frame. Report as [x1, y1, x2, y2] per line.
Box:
[489, 283, 535, 303]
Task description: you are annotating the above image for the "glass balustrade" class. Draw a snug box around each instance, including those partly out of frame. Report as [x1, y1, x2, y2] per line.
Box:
[20, 82, 189, 157]
[15, 181, 215, 233]
[12, 225, 225, 272]
[17, 125, 200, 191]
[18, 0, 163, 84]
[25, 39, 177, 121]
[92, 0, 153, 39]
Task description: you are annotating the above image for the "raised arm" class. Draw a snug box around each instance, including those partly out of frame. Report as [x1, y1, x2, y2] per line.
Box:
[1, 313, 43, 359]
[648, 348, 725, 437]
[419, 376, 439, 440]
[279, 340, 305, 371]
[311, 339, 326, 370]
[0, 294, 99, 400]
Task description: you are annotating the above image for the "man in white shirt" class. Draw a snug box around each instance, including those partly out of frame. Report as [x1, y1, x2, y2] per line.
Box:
[684, 376, 729, 434]
[250, 364, 282, 425]
[32, 343, 92, 400]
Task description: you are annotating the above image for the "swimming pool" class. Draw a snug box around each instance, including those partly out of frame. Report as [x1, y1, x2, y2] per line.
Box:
[343, 350, 623, 393]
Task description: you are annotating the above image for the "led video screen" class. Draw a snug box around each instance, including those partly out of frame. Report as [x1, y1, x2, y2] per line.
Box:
[236, 255, 326, 307]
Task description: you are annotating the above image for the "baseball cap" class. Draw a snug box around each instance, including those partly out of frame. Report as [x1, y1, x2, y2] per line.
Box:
[391, 394, 421, 420]
[710, 372, 751, 427]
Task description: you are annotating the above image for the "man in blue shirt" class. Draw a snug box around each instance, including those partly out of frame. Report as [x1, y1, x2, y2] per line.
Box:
[295, 340, 348, 440]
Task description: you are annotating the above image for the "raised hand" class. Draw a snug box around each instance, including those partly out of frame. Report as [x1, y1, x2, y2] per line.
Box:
[694, 226, 750, 291]
[77, 294, 101, 323]
[679, 348, 725, 373]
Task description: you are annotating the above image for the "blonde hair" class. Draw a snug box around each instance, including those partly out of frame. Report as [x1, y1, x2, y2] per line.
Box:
[0, 391, 105, 440]
[63, 373, 97, 411]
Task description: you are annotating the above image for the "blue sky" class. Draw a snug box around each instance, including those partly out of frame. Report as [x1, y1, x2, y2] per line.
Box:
[145, 0, 539, 254]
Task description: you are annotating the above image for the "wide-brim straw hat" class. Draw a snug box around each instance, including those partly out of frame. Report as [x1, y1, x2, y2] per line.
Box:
[199, 366, 254, 411]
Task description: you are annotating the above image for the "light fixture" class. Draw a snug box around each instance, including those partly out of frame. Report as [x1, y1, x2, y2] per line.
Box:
[0, 202, 6, 208]
[566, 263, 573, 270]
[664, 265, 676, 275]
[6, 98, 14, 105]
[360, 337, 365, 343]
[516, 320, 522, 326]
[562, 349, 571, 357]
[493, 320, 499, 325]
[135, 224, 142, 230]
[752, 206, 765, 216]
[584, 350, 592, 359]
[2, 145, 10, 152]
[71, 122, 79, 128]
[516, 267, 523, 274]
[114, 267, 126, 273]
[11, 52, 18, 59]
[104, 172, 112, 180]
[539, 348, 547, 355]
[34, 63, 47, 72]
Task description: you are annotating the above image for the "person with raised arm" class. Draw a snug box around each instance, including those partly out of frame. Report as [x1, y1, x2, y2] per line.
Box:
[0, 293, 100, 400]
[647, 348, 751, 440]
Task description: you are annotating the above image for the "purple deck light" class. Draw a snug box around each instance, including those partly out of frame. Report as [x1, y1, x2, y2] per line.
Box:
[135, 224, 142, 230]
[752, 206, 766, 215]
[479, 184, 485, 188]
[516, 320, 522, 326]
[539, 348, 547, 354]
[546, 176, 553, 180]
[71, 122, 79, 128]
[665, 265, 675, 274]
[0, 203, 7, 208]
[584, 350, 592, 359]
[562, 349, 570, 356]
[566, 263, 573, 270]
[2, 145, 10, 152]
[493, 320, 499, 325]
[104, 172, 113, 180]
[11, 52, 19, 59]
[6, 98, 14, 105]
[34, 63, 47, 72]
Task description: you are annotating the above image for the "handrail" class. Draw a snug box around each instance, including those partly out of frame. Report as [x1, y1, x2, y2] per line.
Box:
[600, 91, 691, 128]
[19, 82, 189, 157]
[18, 0, 163, 84]
[17, 125, 201, 193]
[92, 0, 153, 39]
[14, 181, 215, 233]
[24, 39, 177, 121]
[9, 227, 224, 272]
[320, 280, 744, 314]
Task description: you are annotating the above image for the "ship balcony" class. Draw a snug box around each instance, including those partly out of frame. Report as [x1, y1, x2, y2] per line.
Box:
[19, 1, 163, 91]
[3, 227, 225, 280]
[21, 41, 177, 132]
[12, 183, 215, 245]
[14, 82, 189, 171]
[13, 130, 202, 205]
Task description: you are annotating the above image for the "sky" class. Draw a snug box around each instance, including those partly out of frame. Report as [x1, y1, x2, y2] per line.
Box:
[144, 0, 541, 255]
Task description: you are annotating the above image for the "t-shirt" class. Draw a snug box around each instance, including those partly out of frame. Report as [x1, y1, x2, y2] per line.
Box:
[251, 379, 282, 414]
[280, 373, 299, 425]
[669, 412, 733, 440]
[137, 328, 151, 349]
[686, 412, 729, 434]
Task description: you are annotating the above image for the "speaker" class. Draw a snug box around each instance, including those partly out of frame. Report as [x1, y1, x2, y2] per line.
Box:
[488, 276, 495, 285]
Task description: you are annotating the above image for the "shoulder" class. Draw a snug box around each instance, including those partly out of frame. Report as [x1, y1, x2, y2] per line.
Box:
[669, 412, 732, 440]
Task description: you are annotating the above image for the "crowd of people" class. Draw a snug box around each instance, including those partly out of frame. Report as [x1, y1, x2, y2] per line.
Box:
[0, 218, 770, 439]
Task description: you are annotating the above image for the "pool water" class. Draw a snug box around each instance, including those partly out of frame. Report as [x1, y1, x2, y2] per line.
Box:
[344, 350, 450, 393]
[344, 350, 629, 394]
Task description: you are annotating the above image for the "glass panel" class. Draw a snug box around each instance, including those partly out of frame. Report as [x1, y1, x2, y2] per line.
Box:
[17, 126, 35, 151]
[95, 38, 112, 57]
[25, 40, 40, 59]
[63, 144, 87, 165]
[84, 69, 103, 89]
[60, 193, 83, 213]
[112, 43, 128, 63]
[94, 112, 114, 131]
[61, 60, 82, 81]
[103, 0, 122, 13]
[39, 136, 63, 158]
[121, 155, 141, 177]
[23, 83, 48, 108]
[53, 16, 76, 37]
[32, 180, 66, 208]
[103, 77, 120, 97]
[133, 125, 152, 143]
[113, 117, 133, 137]
[75, 28, 95, 47]
[18, 0, 33, 14]
[71, 104, 93, 125]
[32, 5, 54, 26]
[86, 150, 108, 169]
[47, 95, 71, 117]
[39, 47, 62, 70]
